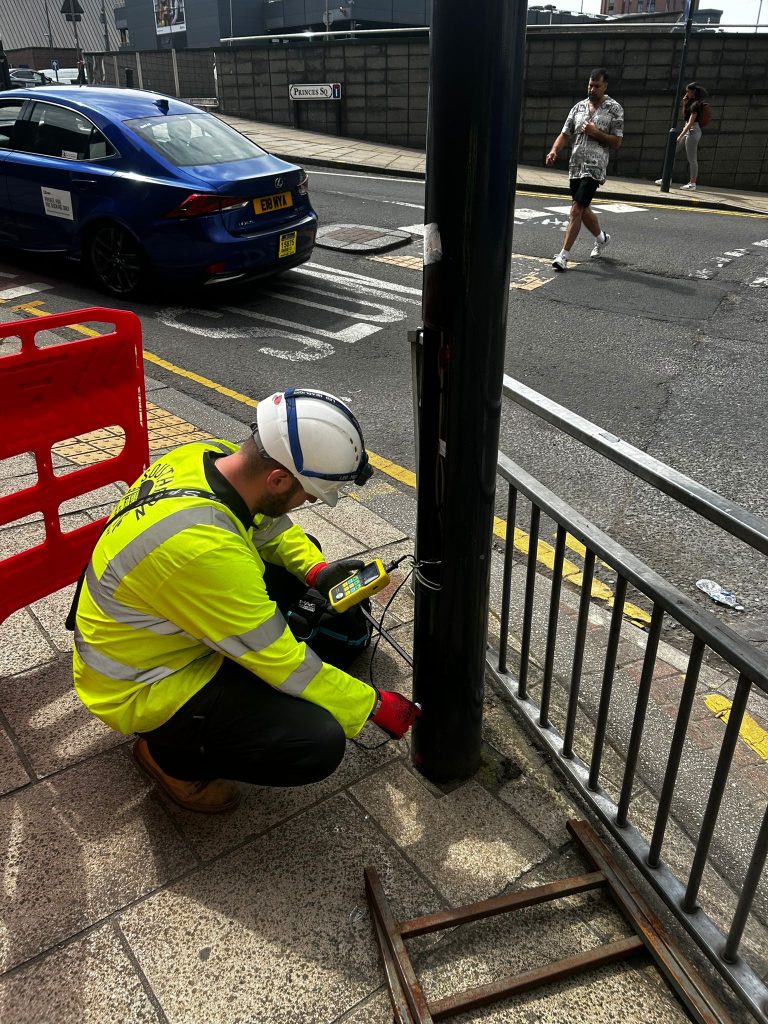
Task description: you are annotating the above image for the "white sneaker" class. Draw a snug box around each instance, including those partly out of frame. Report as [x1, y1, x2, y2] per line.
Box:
[590, 233, 611, 259]
[552, 254, 568, 272]
[680, 182, 697, 190]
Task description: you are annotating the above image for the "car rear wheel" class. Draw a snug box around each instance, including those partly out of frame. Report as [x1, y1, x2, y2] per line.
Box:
[87, 222, 147, 297]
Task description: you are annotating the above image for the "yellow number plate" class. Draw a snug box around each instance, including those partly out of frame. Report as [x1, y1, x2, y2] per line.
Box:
[254, 191, 293, 214]
[278, 231, 298, 258]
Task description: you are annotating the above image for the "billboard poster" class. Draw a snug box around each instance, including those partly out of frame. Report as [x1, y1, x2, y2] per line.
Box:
[154, 0, 186, 35]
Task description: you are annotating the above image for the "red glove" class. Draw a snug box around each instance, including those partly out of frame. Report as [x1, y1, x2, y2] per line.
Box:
[370, 689, 421, 739]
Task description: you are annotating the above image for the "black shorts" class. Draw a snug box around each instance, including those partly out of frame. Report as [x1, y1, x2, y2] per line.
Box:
[569, 177, 601, 208]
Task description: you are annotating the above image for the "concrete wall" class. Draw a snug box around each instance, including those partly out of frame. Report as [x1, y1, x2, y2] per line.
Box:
[93, 29, 768, 191]
[217, 41, 429, 149]
[101, 47, 216, 97]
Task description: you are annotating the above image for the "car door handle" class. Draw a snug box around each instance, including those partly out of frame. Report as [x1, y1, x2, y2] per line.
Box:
[71, 176, 97, 190]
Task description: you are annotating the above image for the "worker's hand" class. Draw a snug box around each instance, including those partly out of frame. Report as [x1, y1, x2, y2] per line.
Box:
[545, 149, 558, 166]
[582, 122, 599, 139]
[306, 558, 365, 598]
[370, 689, 421, 740]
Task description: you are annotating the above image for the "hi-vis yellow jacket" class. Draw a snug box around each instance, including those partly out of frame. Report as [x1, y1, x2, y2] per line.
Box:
[73, 440, 376, 737]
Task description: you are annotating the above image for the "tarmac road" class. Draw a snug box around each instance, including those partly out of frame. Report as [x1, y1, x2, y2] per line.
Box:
[1, 164, 767, 663]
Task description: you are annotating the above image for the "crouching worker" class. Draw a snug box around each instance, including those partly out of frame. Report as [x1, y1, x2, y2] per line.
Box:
[72, 388, 419, 813]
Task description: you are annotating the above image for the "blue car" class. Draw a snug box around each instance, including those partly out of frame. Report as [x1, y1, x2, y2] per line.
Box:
[0, 88, 317, 296]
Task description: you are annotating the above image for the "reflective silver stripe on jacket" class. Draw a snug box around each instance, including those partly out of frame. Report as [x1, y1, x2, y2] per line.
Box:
[252, 515, 291, 547]
[87, 506, 241, 634]
[204, 610, 287, 659]
[100, 506, 241, 592]
[85, 564, 187, 635]
[278, 646, 323, 696]
[74, 631, 180, 686]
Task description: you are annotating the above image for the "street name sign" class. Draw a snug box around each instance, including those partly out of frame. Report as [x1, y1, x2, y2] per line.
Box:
[289, 83, 342, 101]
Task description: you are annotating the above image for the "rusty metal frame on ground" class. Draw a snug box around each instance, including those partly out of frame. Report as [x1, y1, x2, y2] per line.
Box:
[364, 819, 730, 1024]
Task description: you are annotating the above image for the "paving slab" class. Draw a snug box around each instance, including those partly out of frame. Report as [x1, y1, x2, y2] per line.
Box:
[352, 761, 550, 904]
[117, 793, 441, 1024]
[0, 723, 30, 797]
[0, 655, 124, 778]
[0, 607, 56, 678]
[0, 746, 196, 972]
[0, 924, 162, 1024]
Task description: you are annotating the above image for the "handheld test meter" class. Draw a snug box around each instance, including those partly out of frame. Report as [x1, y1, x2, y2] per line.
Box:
[328, 559, 390, 613]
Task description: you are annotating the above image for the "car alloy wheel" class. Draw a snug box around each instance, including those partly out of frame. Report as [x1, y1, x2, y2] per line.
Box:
[88, 223, 146, 297]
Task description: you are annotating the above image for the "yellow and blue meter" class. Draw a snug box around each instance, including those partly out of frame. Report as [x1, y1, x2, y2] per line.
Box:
[328, 559, 390, 613]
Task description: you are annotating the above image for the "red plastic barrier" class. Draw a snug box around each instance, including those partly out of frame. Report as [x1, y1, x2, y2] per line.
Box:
[0, 308, 149, 624]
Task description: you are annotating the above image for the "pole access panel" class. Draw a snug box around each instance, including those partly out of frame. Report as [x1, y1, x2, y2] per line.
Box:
[411, 0, 528, 782]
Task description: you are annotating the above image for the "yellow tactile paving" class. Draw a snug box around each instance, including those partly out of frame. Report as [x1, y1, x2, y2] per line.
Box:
[368, 252, 423, 270]
[368, 251, 562, 291]
[52, 401, 211, 466]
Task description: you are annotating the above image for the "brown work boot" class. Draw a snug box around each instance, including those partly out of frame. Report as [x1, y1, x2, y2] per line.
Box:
[132, 738, 241, 813]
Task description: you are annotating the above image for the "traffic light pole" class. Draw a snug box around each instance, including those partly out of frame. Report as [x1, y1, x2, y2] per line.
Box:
[411, 0, 528, 782]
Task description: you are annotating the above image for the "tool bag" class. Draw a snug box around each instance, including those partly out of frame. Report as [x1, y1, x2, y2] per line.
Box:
[285, 588, 373, 670]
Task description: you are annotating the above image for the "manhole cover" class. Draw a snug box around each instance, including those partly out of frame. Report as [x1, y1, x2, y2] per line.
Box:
[316, 223, 413, 253]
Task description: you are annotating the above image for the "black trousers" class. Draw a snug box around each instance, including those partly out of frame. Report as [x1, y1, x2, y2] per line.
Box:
[140, 553, 350, 786]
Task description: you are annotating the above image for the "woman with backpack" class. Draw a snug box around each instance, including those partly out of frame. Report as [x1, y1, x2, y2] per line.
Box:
[656, 82, 710, 191]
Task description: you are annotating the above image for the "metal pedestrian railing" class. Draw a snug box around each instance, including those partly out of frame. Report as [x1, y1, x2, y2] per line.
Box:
[487, 375, 768, 1023]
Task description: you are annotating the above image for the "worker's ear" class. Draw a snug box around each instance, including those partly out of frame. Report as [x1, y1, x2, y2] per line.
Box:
[264, 466, 298, 495]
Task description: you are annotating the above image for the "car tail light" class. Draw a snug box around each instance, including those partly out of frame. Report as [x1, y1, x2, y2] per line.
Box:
[297, 171, 309, 196]
[166, 194, 249, 218]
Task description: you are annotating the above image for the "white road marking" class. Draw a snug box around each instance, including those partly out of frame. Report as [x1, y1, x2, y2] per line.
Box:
[296, 262, 422, 301]
[155, 307, 334, 362]
[0, 283, 54, 300]
[749, 275, 768, 288]
[692, 247, 751, 279]
[545, 206, 574, 214]
[225, 305, 380, 344]
[514, 209, 548, 220]
[261, 283, 407, 324]
[318, 187, 424, 210]
[595, 202, 646, 213]
[752, 239, 768, 247]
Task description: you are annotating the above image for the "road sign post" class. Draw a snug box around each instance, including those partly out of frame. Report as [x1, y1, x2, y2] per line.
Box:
[411, 0, 528, 782]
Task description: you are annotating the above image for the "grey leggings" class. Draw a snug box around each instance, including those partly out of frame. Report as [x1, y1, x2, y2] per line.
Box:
[678, 123, 702, 181]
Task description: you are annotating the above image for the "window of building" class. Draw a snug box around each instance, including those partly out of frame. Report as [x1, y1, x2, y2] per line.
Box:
[119, 27, 130, 46]
[21, 103, 116, 160]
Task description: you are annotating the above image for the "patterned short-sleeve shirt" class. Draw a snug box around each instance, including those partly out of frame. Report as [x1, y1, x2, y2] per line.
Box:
[562, 96, 624, 183]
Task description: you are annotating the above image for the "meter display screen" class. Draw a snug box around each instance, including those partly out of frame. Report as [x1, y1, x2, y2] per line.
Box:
[360, 563, 382, 585]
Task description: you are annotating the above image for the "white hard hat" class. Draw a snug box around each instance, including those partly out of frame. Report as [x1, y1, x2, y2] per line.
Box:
[253, 388, 372, 507]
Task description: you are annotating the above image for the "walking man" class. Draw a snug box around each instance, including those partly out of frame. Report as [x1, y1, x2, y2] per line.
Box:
[546, 68, 624, 272]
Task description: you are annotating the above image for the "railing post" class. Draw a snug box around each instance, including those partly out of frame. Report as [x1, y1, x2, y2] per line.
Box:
[411, 0, 527, 782]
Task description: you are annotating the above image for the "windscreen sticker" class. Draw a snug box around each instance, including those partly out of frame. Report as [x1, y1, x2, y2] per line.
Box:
[61, 150, 78, 160]
[41, 187, 74, 220]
